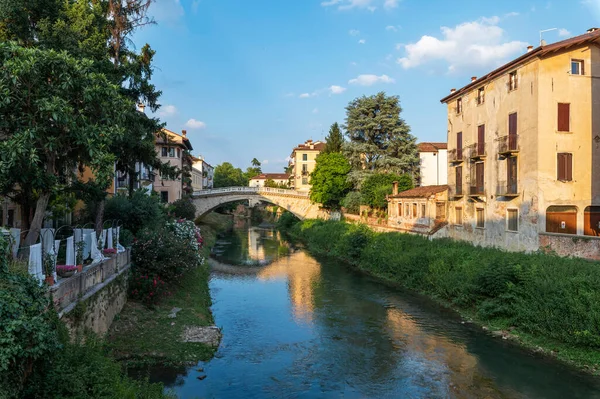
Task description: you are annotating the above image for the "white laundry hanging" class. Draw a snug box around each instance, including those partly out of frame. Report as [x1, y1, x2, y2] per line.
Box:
[116, 226, 125, 253]
[53, 239, 60, 281]
[82, 229, 94, 260]
[10, 228, 20, 258]
[89, 232, 103, 264]
[66, 236, 75, 266]
[101, 229, 108, 250]
[28, 243, 44, 285]
[107, 228, 113, 250]
[40, 228, 55, 255]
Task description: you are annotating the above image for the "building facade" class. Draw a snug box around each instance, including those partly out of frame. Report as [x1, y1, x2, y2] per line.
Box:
[249, 173, 291, 188]
[387, 184, 449, 235]
[289, 140, 325, 192]
[154, 128, 193, 203]
[418, 142, 448, 186]
[191, 157, 214, 191]
[440, 28, 600, 252]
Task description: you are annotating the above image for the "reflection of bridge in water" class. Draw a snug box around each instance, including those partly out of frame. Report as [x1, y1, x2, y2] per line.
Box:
[192, 187, 329, 219]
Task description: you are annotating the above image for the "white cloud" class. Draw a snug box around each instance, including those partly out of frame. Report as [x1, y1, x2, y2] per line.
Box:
[158, 104, 177, 117]
[504, 11, 519, 17]
[348, 74, 395, 86]
[386, 25, 398, 32]
[384, 0, 399, 9]
[312, 108, 319, 114]
[151, 0, 184, 25]
[350, 61, 358, 66]
[284, 92, 295, 98]
[262, 159, 269, 165]
[299, 93, 313, 98]
[191, 0, 201, 13]
[329, 85, 347, 94]
[558, 28, 571, 37]
[397, 16, 528, 72]
[349, 29, 360, 36]
[185, 119, 207, 129]
[358, 39, 366, 44]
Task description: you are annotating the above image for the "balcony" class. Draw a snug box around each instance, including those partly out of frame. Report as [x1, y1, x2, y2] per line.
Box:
[449, 185, 464, 199]
[467, 143, 486, 160]
[469, 185, 485, 197]
[496, 180, 519, 197]
[448, 148, 464, 164]
[498, 135, 519, 156]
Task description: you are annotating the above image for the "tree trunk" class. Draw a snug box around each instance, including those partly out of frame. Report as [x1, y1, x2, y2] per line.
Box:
[95, 199, 105, 235]
[24, 193, 50, 246]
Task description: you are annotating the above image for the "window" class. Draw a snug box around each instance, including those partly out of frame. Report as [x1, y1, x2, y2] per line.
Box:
[509, 112, 517, 136]
[398, 203, 402, 217]
[477, 87, 485, 105]
[405, 203, 410, 218]
[421, 204, 426, 218]
[177, 148, 181, 158]
[507, 209, 518, 231]
[161, 147, 168, 157]
[302, 164, 308, 175]
[412, 203, 417, 218]
[168, 147, 175, 157]
[546, 205, 577, 234]
[476, 208, 485, 228]
[302, 154, 308, 161]
[302, 177, 308, 185]
[455, 166, 463, 195]
[509, 71, 518, 91]
[456, 98, 462, 114]
[557, 153, 573, 181]
[571, 59, 584, 75]
[435, 202, 445, 220]
[455, 207, 463, 225]
[160, 191, 169, 203]
[456, 131, 463, 159]
[558, 103, 570, 132]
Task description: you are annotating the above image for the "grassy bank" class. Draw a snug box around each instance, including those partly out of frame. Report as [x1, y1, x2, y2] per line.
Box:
[106, 212, 232, 367]
[282, 218, 600, 374]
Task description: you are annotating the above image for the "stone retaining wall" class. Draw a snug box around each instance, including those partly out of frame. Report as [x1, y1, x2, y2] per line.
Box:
[539, 233, 600, 260]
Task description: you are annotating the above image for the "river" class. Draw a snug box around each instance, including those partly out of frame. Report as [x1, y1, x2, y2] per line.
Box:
[155, 225, 600, 398]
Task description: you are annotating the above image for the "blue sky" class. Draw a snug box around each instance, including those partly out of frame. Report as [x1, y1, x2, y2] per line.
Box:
[133, 0, 600, 172]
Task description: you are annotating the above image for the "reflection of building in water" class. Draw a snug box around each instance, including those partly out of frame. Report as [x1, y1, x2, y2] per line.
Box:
[257, 251, 321, 323]
[247, 227, 266, 261]
[386, 309, 498, 397]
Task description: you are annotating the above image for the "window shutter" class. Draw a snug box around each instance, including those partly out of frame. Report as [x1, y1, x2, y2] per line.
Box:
[509, 113, 517, 135]
[557, 153, 564, 180]
[558, 103, 570, 132]
[566, 153, 573, 181]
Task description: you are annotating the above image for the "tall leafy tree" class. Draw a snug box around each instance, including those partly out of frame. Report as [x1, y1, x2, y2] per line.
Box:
[245, 158, 262, 180]
[214, 163, 248, 188]
[0, 43, 129, 245]
[309, 153, 352, 210]
[323, 122, 344, 153]
[343, 92, 418, 186]
[360, 173, 413, 210]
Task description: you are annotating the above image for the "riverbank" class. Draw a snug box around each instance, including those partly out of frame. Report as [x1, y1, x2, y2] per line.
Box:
[106, 212, 233, 367]
[281, 218, 600, 375]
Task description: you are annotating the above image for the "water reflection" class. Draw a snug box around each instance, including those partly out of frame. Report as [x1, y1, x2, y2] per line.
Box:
[161, 226, 600, 399]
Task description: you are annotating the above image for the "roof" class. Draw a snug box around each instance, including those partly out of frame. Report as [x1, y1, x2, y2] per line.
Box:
[250, 173, 291, 180]
[418, 142, 447, 152]
[156, 128, 193, 151]
[291, 140, 326, 153]
[440, 28, 600, 104]
[388, 185, 448, 199]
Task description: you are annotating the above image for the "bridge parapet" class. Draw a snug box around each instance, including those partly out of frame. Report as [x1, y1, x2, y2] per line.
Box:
[192, 187, 309, 198]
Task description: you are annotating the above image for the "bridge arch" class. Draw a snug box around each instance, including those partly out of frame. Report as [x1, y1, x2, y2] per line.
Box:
[191, 187, 329, 220]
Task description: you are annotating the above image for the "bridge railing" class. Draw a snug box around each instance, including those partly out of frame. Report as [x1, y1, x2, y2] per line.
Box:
[192, 186, 309, 198]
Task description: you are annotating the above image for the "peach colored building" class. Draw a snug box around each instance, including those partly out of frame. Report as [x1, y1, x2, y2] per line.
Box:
[154, 128, 193, 203]
[289, 140, 325, 192]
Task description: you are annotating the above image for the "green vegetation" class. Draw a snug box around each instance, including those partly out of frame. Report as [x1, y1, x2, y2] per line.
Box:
[341, 191, 362, 215]
[214, 162, 248, 187]
[104, 191, 165, 234]
[323, 122, 344, 153]
[309, 153, 352, 210]
[360, 173, 413, 209]
[283, 219, 600, 372]
[168, 197, 197, 221]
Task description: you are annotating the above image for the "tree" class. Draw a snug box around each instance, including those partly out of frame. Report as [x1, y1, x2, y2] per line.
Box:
[309, 153, 352, 210]
[245, 158, 262, 181]
[360, 173, 413, 210]
[264, 179, 288, 189]
[343, 92, 419, 186]
[214, 162, 248, 187]
[324, 122, 344, 153]
[0, 43, 128, 245]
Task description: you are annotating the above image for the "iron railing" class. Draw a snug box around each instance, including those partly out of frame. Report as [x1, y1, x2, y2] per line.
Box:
[498, 135, 519, 155]
[467, 142, 486, 159]
[496, 180, 519, 196]
[448, 148, 464, 163]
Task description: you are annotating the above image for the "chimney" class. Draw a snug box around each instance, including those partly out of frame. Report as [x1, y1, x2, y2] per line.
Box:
[471, 76, 477, 82]
[137, 103, 146, 113]
[182, 130, 187, 137]
[392, 181, 399, 196]
[527, 45, 533, 53]
[587, 27, 599, 33]
[450, 88, 456, 93]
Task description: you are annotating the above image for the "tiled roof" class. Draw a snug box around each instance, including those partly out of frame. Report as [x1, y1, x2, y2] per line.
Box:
[292, 141, 326, 152]
[155, 128, 193, 151]
[440, 28, 600, 103]
[250, 173, 291, 180]
[418, 142, 447, 152]
[389, 185, 448, 199]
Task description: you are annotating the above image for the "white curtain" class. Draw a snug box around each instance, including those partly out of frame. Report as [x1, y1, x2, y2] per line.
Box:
[53, 239, 59, 281]
[116, 226, 125, 253]
[66, 236, 75, 266]
[101, 229, 108, 249]
[28, 243, 44, 284]
[10, 228, 20, 258]
[89, 232, 103, 264]
[82, 229, 94, 260]
[40, 228, 55, 255]
[107, 228, 113, 249]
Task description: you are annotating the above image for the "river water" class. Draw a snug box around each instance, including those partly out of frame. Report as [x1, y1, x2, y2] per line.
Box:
[158, 225, 600, 398]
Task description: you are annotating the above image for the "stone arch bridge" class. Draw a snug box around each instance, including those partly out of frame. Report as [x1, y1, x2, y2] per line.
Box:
[191, 187, 329, 220]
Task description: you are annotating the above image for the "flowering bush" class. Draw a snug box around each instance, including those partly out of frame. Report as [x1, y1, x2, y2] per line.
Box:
[56, 265, 77, 273]
[166, 219, 204, 263]
[128, 272, 170, 306]
[132, 226, 201, 282]
[103, 248, 117, 255]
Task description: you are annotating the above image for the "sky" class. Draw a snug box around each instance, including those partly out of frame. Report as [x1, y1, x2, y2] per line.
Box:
[133, 0, 600, 172]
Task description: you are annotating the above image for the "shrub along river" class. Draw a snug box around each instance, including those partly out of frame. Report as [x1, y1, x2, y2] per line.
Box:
[150, 225, 600, 398]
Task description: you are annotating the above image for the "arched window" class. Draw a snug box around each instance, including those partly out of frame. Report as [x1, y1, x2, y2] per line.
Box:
[584, 206, 600, 236]
[546, 206, 577, 234]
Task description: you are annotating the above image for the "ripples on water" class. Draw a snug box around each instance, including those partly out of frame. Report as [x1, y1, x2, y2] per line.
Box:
[151, 227, 600, 399]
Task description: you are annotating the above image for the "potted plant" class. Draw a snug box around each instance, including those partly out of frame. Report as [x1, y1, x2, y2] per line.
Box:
[103, 248, 117, 256]
[43, 253, 56, 285]
[56, 265, 77, 278]
[75, 240, 85, 272]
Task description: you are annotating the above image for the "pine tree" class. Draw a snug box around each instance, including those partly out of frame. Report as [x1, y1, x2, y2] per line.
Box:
[324, 122, 344, 153]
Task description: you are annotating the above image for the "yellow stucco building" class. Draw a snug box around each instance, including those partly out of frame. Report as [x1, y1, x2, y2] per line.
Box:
[439, 28, 600, 255]
[289, 140, 325, 192]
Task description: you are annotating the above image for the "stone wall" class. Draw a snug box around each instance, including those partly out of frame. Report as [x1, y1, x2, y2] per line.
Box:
[52, 250, 131, 336]
[539, 233, 600, 260]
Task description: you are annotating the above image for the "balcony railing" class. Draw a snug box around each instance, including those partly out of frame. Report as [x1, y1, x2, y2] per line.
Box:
[469, 185, 485, 196]
[467, 143, 486, 159]
[448, 148, 464, 163]
[498, 135, 519, 155]
[496, 180, 519, 197]
[449, 185, 463, 198]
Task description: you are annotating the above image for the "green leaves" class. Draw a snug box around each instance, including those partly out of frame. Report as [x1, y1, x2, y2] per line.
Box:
[309, 152, 352, 210]
[214, 162, 248, 188]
